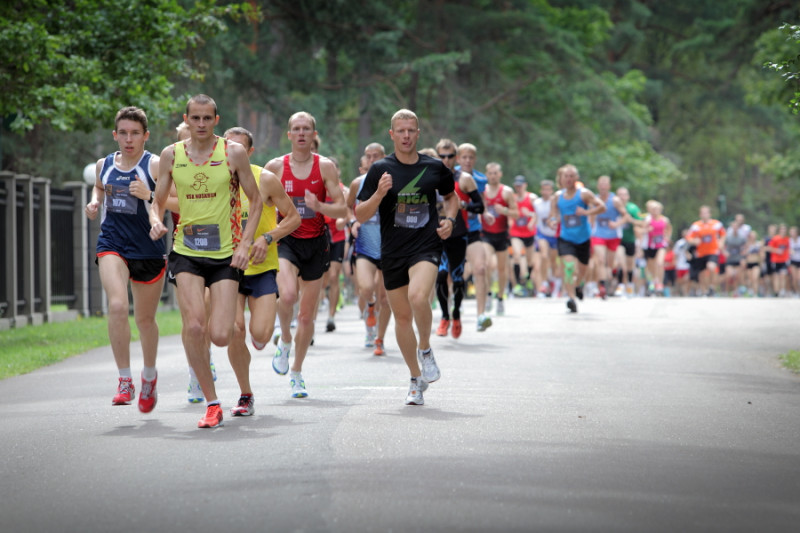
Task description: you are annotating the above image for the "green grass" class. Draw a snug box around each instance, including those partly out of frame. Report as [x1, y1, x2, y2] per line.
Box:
[780, 350, 800, 374]
[0, 309, 183, 380]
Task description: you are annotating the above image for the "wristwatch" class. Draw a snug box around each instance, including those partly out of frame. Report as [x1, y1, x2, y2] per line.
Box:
[446, 216, 457, 225]
[262, 232, 274, 245]
[149, 191, 155, 202]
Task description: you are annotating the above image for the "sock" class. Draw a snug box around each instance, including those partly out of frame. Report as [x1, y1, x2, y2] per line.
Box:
[420, 348, 431, 356]
[627, 271, 633, 283]
[513, 264, 521, 285]
[119, 368, 132, 379]
[207, 400, 220, 406]
[497, 296, 504, 301]
[188, 366, 198, 379]
[142, 366, 157, 381]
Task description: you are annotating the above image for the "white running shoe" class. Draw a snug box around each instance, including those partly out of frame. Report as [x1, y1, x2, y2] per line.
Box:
[477, 314, 493, 332]
[273, 341, 291, 375]
[405, 376, 429, 405]
[417, 348, 441, 383]
[290, 372, 308, 398]
[496, 299, 505, 316]
[187, 375, 203, 404]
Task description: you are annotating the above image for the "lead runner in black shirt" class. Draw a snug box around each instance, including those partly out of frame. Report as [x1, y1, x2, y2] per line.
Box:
[356, 109, 459, 406]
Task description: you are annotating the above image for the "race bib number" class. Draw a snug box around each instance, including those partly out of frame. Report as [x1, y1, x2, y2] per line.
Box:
[487, 205, 498, 217]
[702, 235, 713, 243]
[183, 224, 221, 251]
[395, 203, 429, 229]
[598, 218, 610, 228]
[292, 197, 316, 219]
[564, 214, 580, 228]
[104, 185, 137, 215]
[516, 216, 529, 227]
[652, 234, 664, 245]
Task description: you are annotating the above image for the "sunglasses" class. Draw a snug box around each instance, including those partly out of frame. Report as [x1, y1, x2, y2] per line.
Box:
[438, 153, 456, 159]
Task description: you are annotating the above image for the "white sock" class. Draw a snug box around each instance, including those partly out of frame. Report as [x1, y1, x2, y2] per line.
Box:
[188, 366, 198, 380]
[119, 368, 132, 379]
[142, 366, 157, 381]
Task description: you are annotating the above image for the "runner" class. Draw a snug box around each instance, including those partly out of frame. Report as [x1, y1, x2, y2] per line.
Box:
[481, 162, 517, 315]
[223, 127, 300, 417]
[84, 106, 165, 413]
[356, 109, 459, 405]
[686, 205, 726, 297]
[321, 157, 348, 333]
[589, 176, 626, 299]
[723, 215, 748, 295]
[766, 223, 790, 297]
[509, 175, 537, 297]
[457, 143, 492, 331]
[643, 200, 672, 296]
[534, 179, 560, 298]
[548, 164, 606, 313]
[743, 231, 763, 297]
[149, 94, 263, 428]
[346, 142, 392, 354]
[789, 226, 800, 296]
[265, 111, 347, 398]
[615, 186, 644, 297]
[673, 229, 692, 297]
[434, 138, 483, 339]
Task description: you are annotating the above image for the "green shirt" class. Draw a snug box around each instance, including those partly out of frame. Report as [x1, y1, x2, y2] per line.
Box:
[622, 201, 642, 243]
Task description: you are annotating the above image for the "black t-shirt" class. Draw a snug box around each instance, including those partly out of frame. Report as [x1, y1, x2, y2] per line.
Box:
[358, 153, 455, 259]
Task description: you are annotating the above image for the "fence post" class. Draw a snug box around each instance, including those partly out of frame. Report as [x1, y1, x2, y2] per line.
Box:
[18, 174, 35, 326]
[34, 177, 52, 323]
[0, 171, 17, 328]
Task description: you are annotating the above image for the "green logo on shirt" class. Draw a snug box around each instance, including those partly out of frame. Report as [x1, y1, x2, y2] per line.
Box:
[398, 168, 427, 204]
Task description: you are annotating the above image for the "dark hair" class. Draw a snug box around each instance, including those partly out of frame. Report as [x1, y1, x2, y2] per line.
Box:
[186, 94, 218, 116]
[224, 126, 254, 150]
[114, 106, 148, 132]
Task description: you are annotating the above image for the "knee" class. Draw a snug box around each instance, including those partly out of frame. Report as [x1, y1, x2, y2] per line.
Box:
[107, 298, 128, 319]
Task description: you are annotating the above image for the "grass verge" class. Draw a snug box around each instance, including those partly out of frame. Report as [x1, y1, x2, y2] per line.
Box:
[0, 309, 182, 380]
[779, 350, 800, 374]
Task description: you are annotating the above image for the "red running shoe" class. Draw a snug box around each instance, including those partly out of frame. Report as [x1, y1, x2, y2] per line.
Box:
[198, 404, 224, 428]
[138, 373, 158, 413]
[230, 394, 254, 417]
[365, 304, 377, 328]
[451, 319, 462, 339]
[373, 338, 385, 356]
[112, 377, 135, 405]
[436, 319, 450, 336]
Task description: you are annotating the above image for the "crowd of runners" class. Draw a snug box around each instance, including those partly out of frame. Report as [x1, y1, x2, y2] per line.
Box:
[86, 95, 800, 428]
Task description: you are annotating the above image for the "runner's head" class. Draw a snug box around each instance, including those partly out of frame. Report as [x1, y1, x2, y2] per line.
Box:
[113, 107, 149, 155]
[435, 139, 458, 170]
[358, 154, 370, 174]
[699, 205, 711, 222]
[513, 175, 527, 192]
[486, 162, 502, 185]
[646, 199, 663, 216]
[389, 109, 420, 156]
[616, 186, 630, 203]
[287, 111, 317, 151]
[175, 122, 190, 142]
[457, 143, 477, 174]
[224, 126, 255, 156]
[557, 164, 579, 190]
[184, 94, 219, 140]
[539, 179, 554, 199]
[364, 142, 385, 167]
[597, 175, 611, 195]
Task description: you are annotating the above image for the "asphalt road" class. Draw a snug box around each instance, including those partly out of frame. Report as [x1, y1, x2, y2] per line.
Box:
[1, 295, 799, 532]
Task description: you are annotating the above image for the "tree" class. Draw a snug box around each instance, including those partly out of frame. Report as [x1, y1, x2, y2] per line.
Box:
[762, 23, 800, 114]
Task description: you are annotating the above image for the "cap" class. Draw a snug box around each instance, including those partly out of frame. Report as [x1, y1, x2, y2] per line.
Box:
[513, 175, 526, 186]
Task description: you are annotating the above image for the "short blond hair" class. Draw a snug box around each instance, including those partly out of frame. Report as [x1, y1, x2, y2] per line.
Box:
[390, 109, 419, 130]
[458, 143, 477, 155]
[419, 148, 438, 158]
[486, 162, 502, 173]
[288, 111, 317, 131]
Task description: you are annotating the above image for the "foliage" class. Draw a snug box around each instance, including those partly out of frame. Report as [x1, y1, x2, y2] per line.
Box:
[779, 350, 800, 374]
[762, 24, 800, 114]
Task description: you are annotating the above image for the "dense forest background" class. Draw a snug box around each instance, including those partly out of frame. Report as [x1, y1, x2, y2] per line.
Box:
[2, 0, 799, 233]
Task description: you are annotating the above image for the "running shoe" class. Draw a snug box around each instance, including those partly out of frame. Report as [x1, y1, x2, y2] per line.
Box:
[436, 319, 450, 336]
[477, 314, 493, 332]
[417, 348, 441, 383]
[138, 372, 158, 413]
[187, 375, 204, 404]
[326, 318, 336, 332]
[252, 337, 267, 351]
[405, 376, 429, 406]
[496, 299, 505, 316]
[112, 377, 135, 405]
[230, 394, 254, 416]
[364, 329, 376, 347]
[290, 372, 308, 398]
[598, 283, 607, 300]
[451, 319, 462, 339]
[365, 304, 377, 328]
[198, 404, 223, 428]
[567, 298, 577, 313]
[373, 338, 385, 356]
[273, 341, 291, 375]
[512, 284, 526, 297]
[576, 285, 584, 301]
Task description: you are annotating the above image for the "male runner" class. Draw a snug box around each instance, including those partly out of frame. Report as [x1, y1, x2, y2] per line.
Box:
[150, 94, 263, 428]
[85, 106, 165, 413]
[223, 127, 300, 417]
[548, 164, 606, 313]
[356, 109, 459, 405]
[265, 112, 346, 398]
[590, 175, 626, 299]
[615, 186, 644, 297]
[686, 205, 726, 296]
[509, 175, 537, 297]
[534, 179, 560, 297]
[481, 162, 518, 315]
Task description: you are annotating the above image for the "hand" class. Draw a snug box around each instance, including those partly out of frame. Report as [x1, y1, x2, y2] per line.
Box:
[230, 245, 250, 270]
[248, 236, 267, 265]
[437, 218, 454, 240]
[150, 221, 167, 240]
[575, 206, 589, 217]
[377, 173, 392, 197]
[350, 222, 360, 238]
[128, 176, 150, 201]
[483, 211, 495, 225]
[304, 189, 320, 212]
[548, 217, 558, 230]
[85, 201, 100, 220]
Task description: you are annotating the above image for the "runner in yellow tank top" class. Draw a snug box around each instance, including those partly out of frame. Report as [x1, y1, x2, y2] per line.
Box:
[149, 94, 263, 429]
[222, 127, 300, 417]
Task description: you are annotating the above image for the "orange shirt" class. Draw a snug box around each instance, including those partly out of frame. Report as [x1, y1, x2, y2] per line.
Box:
[769, 235, 790, 263]
[688, 219, 725, 257]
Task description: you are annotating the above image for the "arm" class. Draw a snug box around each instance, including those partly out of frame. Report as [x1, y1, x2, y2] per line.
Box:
[665, 218, 673, 243]
[548, 194, 560, 229]
[304, 159, 347, 219]
[577, 189, 606, 217]
[609, 196, 627, 229]
[355, 172, 391, 223]
[84, 159, 104, 220]
[230, 143, 263, 269]
[149, 146, 175, 240]
[436, 191, 460, 240]
[503, 187, 518, 219]
[260, 169, 301, 243]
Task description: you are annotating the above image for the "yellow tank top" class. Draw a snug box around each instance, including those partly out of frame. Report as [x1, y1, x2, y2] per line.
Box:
[172, 137, 241, 259]
[242, 164, 279, 276]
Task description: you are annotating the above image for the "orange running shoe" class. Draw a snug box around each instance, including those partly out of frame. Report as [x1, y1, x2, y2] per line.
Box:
[112, 377, 135, 405]
[198, 404, 224, 428]
[365, 304, 377, 328]
[436, 319, 450, 336]
[451, 319, 462, 339]
[373, 338, 385, 356]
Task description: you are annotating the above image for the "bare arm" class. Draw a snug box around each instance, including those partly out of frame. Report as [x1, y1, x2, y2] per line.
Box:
[355, 173, 391, 223]
[229, 143, 262, 268]
[149, 146, 175, 240]
[305, 158, 347, 219]
[84, 159, 105, 220]
[260, 169, 301, 243]
[436, 191, 460, 240]
[577, 189, 606, 217]
[503, 187, 518, 219]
